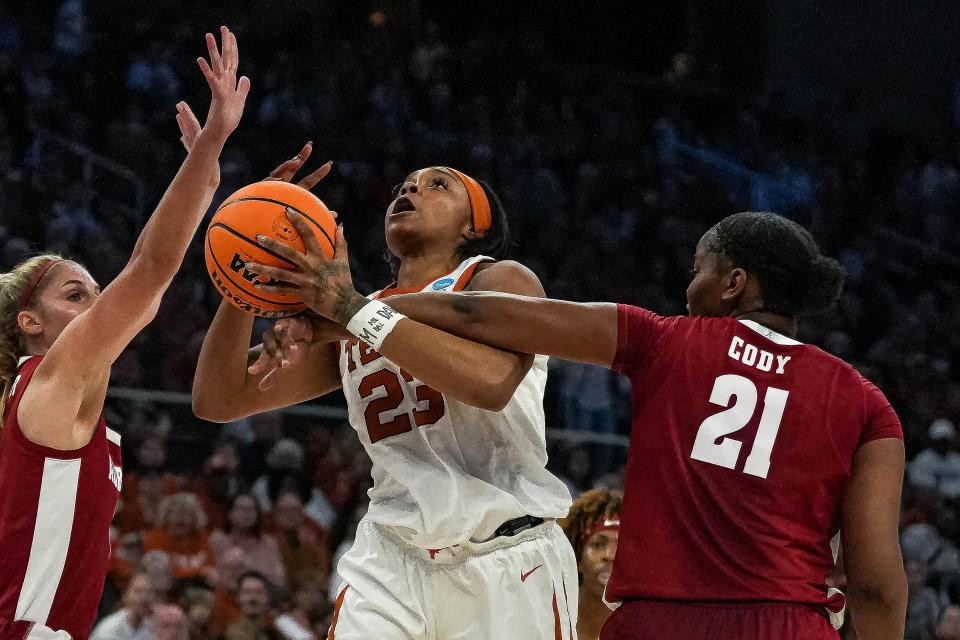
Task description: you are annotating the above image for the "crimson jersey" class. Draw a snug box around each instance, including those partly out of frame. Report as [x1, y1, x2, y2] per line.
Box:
[0, 356, 122, 640]
[607, 306, 902, 607]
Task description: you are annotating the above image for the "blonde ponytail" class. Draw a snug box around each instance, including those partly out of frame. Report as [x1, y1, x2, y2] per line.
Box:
[0, 254, 66, 423]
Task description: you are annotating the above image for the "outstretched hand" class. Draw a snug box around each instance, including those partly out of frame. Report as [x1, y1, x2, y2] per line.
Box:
[245, 210, 367, 325]
[175, 26, 250, 147]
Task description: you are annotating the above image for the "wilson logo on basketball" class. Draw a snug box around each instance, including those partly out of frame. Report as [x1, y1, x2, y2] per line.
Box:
[230, 253, 280, 286]
[210, 268, 290, 319]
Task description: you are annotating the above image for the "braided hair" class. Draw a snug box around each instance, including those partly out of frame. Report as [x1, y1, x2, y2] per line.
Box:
[560, 488, 623, 563]
[701, 212, 846, 318]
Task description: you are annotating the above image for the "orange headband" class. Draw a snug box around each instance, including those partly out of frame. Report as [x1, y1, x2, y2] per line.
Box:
[447, 168, 492, 233]
[18, 259, 63, 310]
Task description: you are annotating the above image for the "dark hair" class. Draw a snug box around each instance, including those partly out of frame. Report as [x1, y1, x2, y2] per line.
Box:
[237, 570, 271, 592]
[560, 488, 622, 563]
[267, 471, 311, 506]
[701, 212, 846, 318]
[224, 493, 262, 538]
[387, 179, 511, 278]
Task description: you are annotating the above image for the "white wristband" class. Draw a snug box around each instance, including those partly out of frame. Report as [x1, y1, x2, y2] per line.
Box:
[346, 300, 406, 350]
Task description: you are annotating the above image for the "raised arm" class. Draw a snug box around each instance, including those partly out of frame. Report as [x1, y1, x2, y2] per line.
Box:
[21, 28, 248, 448]
[841, 438, 907, 639]
[192, 142, 341, 423]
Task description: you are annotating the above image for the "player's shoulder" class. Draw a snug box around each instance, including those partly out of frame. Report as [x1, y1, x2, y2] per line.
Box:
[467, 259, 545, 297]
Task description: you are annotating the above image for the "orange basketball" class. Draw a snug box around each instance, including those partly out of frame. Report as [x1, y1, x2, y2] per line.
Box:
[204, 180, 337, 318]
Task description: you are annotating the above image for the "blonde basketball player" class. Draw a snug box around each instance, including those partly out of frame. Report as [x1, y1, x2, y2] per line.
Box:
[190, 142, 578, 639]
[0, 28, 248, 639]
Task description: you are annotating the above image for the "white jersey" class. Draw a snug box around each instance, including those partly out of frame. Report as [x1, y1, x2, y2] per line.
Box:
[338, 256, 572, 549]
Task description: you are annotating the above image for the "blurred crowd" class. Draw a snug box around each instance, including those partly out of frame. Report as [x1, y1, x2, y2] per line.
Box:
[4, 1, 960, 638]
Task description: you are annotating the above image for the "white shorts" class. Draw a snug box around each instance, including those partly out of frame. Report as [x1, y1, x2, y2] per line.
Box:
[328, 518, 579, 640]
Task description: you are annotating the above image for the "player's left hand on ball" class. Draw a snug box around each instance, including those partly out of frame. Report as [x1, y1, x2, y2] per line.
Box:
[248, 314, 349, 390]
[245, 209, 364, 323]
[265, 141, 334, 193]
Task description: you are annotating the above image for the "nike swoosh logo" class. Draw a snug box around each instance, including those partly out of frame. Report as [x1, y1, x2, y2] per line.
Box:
[520, 565, 544, 582]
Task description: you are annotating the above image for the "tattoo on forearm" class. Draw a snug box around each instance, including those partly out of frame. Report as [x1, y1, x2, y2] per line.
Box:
[331, 286, 367, 324]
[300, 260, 363, 323]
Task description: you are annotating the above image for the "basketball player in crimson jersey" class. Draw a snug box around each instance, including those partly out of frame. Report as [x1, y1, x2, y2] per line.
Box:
[256, 211, 906, 639]
[191, 149, 577, 636]
[0, 28, 249, 640]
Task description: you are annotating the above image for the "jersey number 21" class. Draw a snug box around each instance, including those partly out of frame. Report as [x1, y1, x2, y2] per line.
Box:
[690, 374, 789, 479]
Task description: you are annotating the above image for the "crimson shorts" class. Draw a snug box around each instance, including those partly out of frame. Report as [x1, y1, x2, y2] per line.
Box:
[601, 600, 839, 640]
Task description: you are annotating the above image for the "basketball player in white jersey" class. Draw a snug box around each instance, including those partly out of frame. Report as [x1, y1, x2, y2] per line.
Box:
[191, 145, 578, 638]
[0, 28, 248, 639]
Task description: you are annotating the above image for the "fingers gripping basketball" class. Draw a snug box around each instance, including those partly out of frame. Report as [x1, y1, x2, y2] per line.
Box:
[204, 180, 336, 317]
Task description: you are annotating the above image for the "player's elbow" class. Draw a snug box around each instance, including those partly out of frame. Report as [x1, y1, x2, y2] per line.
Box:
[471, 370, 521, 412]
[192, 394, 239, 424]
[847, 571, 908, 619]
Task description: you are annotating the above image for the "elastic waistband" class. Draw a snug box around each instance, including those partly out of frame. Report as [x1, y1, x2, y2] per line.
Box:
[372, 516, 555, 564]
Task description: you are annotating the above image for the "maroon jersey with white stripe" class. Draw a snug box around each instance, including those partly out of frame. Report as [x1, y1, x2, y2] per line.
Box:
[607, 306, 902, 607]
[0, 356, 122, 640]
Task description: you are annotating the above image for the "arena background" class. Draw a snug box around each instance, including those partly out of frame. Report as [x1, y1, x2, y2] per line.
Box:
[1, 1, 959, 638]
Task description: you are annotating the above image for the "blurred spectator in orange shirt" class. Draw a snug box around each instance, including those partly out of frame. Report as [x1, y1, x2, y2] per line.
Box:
[209, 546, 245, 636]
[192, 438, 244, 532]
[211, 493, 286, 589]
[143, 493, 216, 583]
[267, 488, 331, 588]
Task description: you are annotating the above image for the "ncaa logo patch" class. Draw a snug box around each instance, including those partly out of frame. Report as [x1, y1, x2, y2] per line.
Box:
[432, 278, 455, 290]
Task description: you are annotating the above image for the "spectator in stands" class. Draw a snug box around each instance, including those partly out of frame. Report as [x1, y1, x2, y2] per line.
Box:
[192, 438, 244, 532]
[178, 583, 216, 640]
[153, 603, 189, 640]
[224, 571, 281, 640]
[116, 435, 183, 535]
[101, 527, 144, 618]
[900, 521, 960, 591]
[90, 572, 154, 640]
[210, 546, 245, 636]
[906, 558, 942, 640]
[268, 488, 331, 588]
[557, 360, 621, 474]
[251, 438, 336, 530]
[139, 550, 174, 604]
[275, 571, 330, 640]
[114, 468, 166, 536]
[560, 489, 622, 640]
[143, 493, 216, 582]
[937, 605, 960, 640]
[911, 419, 960, 499]
[211, 493, 286, 588]
[238, 412, 284, 481]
